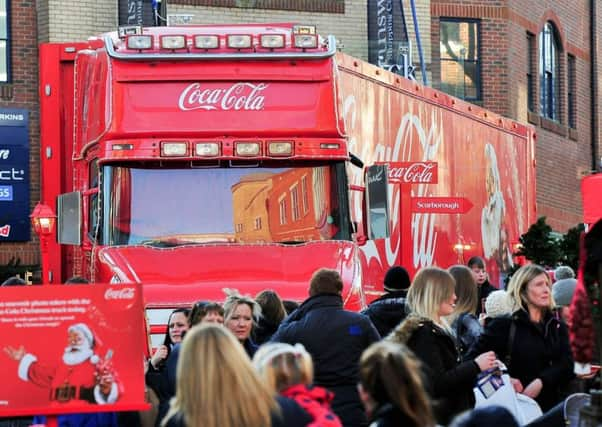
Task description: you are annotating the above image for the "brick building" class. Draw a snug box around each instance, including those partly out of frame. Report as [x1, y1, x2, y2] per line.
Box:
[429, 0, 602, 232]
[0, 0, 598, 271]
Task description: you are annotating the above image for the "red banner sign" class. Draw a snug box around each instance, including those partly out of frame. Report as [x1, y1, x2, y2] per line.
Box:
[0, 284, 147, 417]
[376, 162, 438, 184]
[411, 196, 474, 214]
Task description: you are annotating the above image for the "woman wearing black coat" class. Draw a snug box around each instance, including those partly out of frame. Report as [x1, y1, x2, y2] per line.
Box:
[466, 264, 574, 412]
[387, 267, 496, 425]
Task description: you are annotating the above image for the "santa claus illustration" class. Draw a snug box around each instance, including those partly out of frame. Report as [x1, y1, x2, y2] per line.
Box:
[3, 323, 119, 404]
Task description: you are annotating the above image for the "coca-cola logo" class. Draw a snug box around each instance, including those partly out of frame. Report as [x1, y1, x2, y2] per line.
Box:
[178, 82, 268, 111]
[384, 162, 438, 184]
[104, 287, 135, 300]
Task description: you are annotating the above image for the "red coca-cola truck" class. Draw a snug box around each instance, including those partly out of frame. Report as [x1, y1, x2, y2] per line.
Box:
[38, 23, 536, 345]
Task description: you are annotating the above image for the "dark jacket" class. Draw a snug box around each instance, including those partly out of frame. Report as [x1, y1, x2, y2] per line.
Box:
[163, 396, 312, 427]
[253, 316, 282, 345]
[452, 312, 483, 356]
[360, 290, 408, 337]
[466, 309, 574, 411]
[271, 294, 380, 427]
[388, 315, 480, 425]
[477, 281, 497, 315]
[368, 403, 421, 427]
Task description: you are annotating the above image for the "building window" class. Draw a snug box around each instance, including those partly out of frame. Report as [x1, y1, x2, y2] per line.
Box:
[235, 223, 243, 233]
[439, 19, 481, 101]
[526, 32, 536, 112]
[0, 0, 8, 83]
[279, 196, 287, 225]
[301, 175, 309, 215]
[539, 22, 560, 121]
[254, 217, 262, 230]
[568, 54, 576, 129]
[290, 185, 300, 221]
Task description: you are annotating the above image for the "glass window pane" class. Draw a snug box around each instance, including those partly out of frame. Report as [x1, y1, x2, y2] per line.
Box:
[440, 21, 462, 60]
[0, 0, 6, 39]
[440, 59, 465, 98]
[0, 41, 6, 82]
[463, 61, 479, 99]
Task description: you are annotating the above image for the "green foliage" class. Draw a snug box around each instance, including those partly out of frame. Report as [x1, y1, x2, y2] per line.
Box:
[515, 217, 561, 268]
[512, 217, 585, 273]
[558, 223, 586, 272]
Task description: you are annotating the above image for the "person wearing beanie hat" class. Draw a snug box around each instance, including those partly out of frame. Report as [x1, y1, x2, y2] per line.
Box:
[4, 323, 119, 405]
[361, 266, 411, 337]
[554, 266, 576, 281]
[483, 290, 513, 326]
[553, 278, 577, 326]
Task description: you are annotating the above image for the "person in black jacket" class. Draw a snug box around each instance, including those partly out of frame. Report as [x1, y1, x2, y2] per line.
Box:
[162, 324, 311, 427]
[468, 256, 498, 315]
[253, 289, 287, 345]
[358, 340, 436, 427]
[466, 263, 574, 412]
[271, 268, 381, 427]
[361, 266, 411, 337]
[387, 267, 496, 426]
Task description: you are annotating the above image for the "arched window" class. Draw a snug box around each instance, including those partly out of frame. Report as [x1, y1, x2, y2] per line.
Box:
[539, 22, 560, 121]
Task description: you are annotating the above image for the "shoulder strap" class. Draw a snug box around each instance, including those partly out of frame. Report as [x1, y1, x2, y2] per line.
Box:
[505, 320, 516, 369]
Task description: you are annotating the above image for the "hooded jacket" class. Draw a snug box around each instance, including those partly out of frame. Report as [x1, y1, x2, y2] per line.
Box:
[387, 314, 480, 425]
[271, 294, 380, 427]
[361, 290, 408, 337]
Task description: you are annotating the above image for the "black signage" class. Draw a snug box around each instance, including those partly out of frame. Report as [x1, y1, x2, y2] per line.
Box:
[0, 109, 30, 241]
[367, 0, 407, 68]
[118, 0, 155, 27]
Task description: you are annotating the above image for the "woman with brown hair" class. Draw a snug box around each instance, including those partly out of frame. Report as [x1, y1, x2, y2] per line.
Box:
[387, 267, 496, 425]
[358, 340, 435, 427]
[254, 290, 287, 344]
[447, 265, 482, 355]
[162, 324, 311, 427]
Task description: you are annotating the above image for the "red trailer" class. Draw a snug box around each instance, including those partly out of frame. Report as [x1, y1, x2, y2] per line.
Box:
[38, 23, 536, 345]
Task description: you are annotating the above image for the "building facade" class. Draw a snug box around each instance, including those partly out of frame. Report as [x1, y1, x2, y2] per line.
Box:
[0, 0, 598, 272]
[430, 0, 602, 232]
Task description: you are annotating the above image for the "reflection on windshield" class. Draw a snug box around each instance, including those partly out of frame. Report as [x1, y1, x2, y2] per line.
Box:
[103, 165, 346, 246]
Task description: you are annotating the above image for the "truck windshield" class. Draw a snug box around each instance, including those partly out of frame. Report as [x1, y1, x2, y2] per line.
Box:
[102, 163, 350, 246]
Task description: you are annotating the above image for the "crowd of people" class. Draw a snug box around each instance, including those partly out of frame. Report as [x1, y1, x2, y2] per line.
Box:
[0, 257, 591, 427]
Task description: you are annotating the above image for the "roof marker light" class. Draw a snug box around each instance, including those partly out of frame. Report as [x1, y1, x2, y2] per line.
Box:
[161, 142, 188, 157]
[160, 35, 186, 50]
[268, 141, 293, 156]
[235, 142, 260, 156]
[194, 35, 219, 49]
[293, 34, 318, 49]
[260, 34, 285, 49]
[195, 142, 220, 157]
[227, 34, 252, 49]
[127, 35, 153, 50]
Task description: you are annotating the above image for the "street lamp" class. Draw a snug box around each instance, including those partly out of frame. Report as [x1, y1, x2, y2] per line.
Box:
[30, 202, 56, 284]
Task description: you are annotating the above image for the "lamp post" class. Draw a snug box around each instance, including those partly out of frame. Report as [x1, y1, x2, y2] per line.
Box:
[30, 202, 56, 284]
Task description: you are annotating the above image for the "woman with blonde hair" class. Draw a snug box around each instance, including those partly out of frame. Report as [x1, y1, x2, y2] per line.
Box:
[447, 265, 482, 355]
[253, 343, 342, 426]
[387, 267, 496, 425]
[223, 288, 262, 357]
[162, 324, 310, 427]
[467, 263, 573, 411]
[358, 340, 435, 427]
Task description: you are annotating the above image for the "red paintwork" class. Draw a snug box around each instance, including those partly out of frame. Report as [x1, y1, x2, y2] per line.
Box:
[38, 23, 536, 317]
[98, 241, 356, 306]
[582, 173, 602, 226]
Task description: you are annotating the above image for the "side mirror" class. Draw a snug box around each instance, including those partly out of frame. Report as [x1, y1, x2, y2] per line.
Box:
[365, 164, 391, 239]
[57, 191, 82, 245]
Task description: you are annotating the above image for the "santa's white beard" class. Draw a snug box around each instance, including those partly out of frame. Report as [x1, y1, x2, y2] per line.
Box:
[63, 344, 94, 366]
